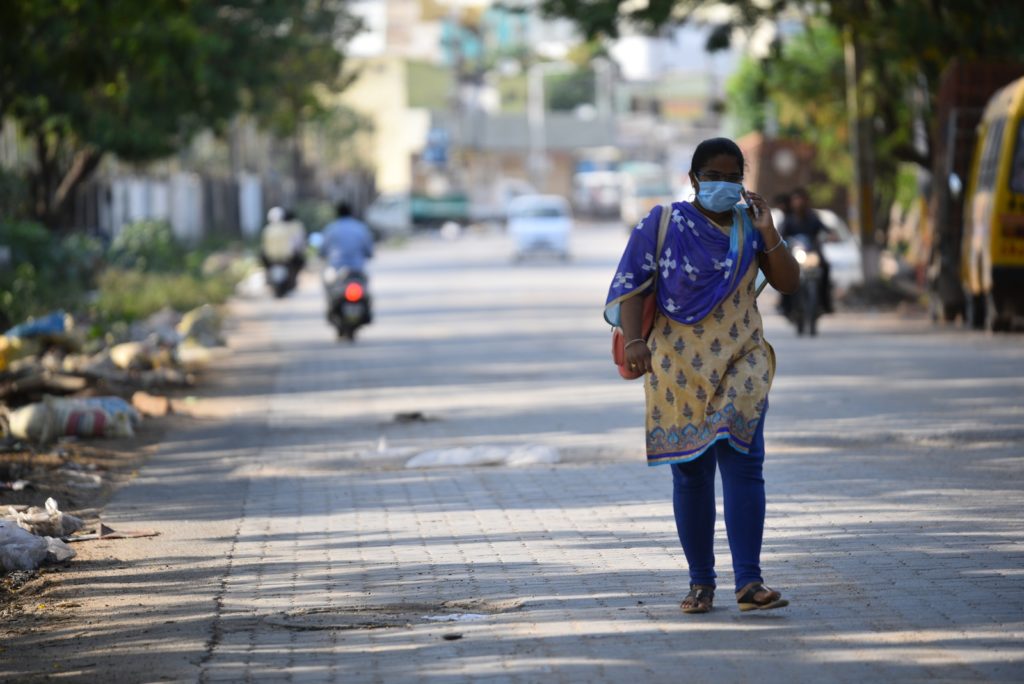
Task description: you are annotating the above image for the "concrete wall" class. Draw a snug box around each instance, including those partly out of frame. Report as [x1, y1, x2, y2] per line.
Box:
[341, 57, 431, 194]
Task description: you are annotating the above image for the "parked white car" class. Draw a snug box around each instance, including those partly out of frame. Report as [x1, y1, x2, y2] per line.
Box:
[771, 208, 863, 291]
[506, 194, 573, 261]
[365, 194, 413, 240]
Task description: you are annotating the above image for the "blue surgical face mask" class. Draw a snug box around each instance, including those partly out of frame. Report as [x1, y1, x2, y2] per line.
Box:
[696, 181, 743, 213]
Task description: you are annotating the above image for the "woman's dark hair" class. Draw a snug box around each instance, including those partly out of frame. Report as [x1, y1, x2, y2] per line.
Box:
[336, 201, 352, 218]
[690, 137, 745, 173]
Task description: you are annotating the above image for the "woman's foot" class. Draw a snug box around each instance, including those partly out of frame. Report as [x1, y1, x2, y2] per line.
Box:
[735, 582, 789, 611]
[680, 584, 715, 614]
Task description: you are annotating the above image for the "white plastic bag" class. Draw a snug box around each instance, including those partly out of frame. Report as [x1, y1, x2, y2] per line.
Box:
[0, 520, 48, 572]
[45, 537, 76, 563]
[6, 402, 52, 442]
[8, 497, 84, 537]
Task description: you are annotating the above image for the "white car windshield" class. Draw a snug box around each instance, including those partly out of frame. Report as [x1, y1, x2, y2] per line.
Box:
[512, 206, 566, 218]
[509, 198, 569, 218]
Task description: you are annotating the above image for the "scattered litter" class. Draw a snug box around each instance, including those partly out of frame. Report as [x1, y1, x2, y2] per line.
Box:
[393, 411, 436, 424]
[4, 311, 72, 339]
[45, 537, 75, 563]
[0, 520, 74, 571]
[131, 307, 181, 346]
[6, 497, 84, 537]
[364, 436, 416, 461]
[5, 395, 138, 444]
[0, 520, 48, 571]
[177, 305, 224, 348]
[131, 391, 172, 417]
[109, 341, 151, 370]
[1, 480, 30, 491]
[425, 613, 487, 623]
[405, 444, 560, 469]
[70, 396, 142, 427]
[67, 522, 159, 542]
[57, 464, 103, 489]
[0, 335, 42, 372]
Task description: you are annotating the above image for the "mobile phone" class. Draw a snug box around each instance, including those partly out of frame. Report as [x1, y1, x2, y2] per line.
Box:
[742, 189, 760, 220]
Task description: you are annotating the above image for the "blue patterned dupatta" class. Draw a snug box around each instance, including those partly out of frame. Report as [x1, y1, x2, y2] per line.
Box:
[605, 202, 762, 327]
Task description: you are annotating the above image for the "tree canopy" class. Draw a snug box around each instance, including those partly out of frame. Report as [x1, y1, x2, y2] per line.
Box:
[543, 0, 1024, 243]
[542, 1, 1024, 169]
[0, 1, 359, 228]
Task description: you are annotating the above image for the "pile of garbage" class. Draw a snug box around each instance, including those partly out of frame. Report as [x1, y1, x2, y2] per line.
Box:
[0, 497, 81, 572]
[0, 305, 227, 445]
[1, 308, 224, 577]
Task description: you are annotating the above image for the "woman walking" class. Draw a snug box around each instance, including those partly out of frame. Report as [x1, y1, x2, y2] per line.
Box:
[605, 138, 799, 613]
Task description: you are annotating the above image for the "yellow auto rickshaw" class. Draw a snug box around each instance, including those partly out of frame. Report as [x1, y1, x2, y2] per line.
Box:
[962, 75, 1024, 330]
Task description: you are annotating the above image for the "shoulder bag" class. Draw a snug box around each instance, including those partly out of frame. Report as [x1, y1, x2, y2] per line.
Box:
[611, 204, 671, 380]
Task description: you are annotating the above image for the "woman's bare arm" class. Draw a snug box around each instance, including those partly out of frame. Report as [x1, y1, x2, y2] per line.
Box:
[621, 293, 654, 374]
[747, 191, 799, 294]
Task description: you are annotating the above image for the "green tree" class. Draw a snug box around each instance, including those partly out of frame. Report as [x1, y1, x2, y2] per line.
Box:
[0, 1, 359, 229]
[728, 22, 852, 187]
[543, 0, 1024, 171]
[547, 68, 596, 112]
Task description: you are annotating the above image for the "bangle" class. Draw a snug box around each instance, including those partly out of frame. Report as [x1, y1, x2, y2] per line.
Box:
[624, 338, 647, 349]
[763, 237, 787, 254]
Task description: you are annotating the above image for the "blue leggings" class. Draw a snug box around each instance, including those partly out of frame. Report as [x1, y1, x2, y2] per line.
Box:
[670, 410, 767, 592]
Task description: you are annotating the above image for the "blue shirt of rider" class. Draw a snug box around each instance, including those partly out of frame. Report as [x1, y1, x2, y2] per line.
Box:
[321, 217, 374, 272]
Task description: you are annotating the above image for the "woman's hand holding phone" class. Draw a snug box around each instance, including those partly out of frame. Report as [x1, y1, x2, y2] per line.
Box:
[742, 189, 777, 239]
[742, 188, 761, 220]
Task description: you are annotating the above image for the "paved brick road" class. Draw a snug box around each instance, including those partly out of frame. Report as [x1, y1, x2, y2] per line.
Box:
[4, 228, 1023, 683]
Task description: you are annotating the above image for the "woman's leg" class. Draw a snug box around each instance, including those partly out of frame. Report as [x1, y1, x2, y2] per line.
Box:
[718, 411, 768, 592]
[671, 451, 719, 587]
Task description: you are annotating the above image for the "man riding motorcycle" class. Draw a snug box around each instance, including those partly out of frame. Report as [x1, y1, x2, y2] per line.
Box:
[319, 201, 375, 338]
[780, 188, 833, 315]
[320, 201, 374, 275]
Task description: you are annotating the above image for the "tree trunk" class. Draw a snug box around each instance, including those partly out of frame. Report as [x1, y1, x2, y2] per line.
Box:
[50, 146, 103, 231]
[844, 28, 881, 282]
[27, 131, 103, 232]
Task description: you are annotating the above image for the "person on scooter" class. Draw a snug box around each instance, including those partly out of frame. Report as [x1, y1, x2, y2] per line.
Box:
[320, 201, 375, 337]
[320, 201, 374, 274]
[260, 206, 306, 290]
[780, 188, 833, 313]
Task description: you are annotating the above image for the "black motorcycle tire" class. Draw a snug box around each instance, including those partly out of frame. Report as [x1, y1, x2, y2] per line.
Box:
[804, 277, 819, 337]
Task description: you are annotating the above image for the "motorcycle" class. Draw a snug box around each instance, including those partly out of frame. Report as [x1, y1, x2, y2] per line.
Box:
[788, 235, 824, 336]
[266, 260, 299, 298]
[323, 266, 372, 341]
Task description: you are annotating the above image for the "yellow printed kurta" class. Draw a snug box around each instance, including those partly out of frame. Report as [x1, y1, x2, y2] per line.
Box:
[645, 261, 774, 465]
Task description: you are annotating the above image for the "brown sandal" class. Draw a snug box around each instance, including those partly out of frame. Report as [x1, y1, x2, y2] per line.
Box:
[735, 582, 789, 611]
[680, 584, 715, 614]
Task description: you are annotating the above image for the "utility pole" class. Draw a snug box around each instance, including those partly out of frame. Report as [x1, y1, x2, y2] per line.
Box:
[527, 61, 573, 191]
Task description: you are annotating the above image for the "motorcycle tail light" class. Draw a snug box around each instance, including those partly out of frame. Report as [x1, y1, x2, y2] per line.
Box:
[344, 282, 365, 302]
